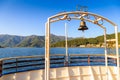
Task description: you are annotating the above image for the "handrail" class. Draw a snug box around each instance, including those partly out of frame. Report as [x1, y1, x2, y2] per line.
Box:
[0, 54, 66, 61]
[0, 54, 117, 77]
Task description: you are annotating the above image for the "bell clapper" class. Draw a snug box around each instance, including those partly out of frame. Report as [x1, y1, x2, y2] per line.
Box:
[82, 30, 84, 39]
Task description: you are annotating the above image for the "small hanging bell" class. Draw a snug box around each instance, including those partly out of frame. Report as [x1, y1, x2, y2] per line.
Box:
[78, 20, 88, 31]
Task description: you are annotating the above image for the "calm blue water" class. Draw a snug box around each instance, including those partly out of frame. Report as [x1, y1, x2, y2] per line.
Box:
[0, 47, 118, 75]
[0, 48, 105, 58]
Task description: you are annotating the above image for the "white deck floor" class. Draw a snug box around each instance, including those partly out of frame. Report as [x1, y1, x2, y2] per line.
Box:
[0, 66, 119, 80]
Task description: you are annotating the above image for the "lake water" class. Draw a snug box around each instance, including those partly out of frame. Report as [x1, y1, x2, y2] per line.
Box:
[0, 47, 118, 75]
[0, 48, 106, 58]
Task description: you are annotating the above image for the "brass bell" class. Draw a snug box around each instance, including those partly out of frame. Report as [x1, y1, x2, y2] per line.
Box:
[78, 20, 88, 31]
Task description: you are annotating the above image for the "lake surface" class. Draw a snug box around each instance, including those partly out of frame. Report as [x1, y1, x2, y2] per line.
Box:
[0, 47, 118, 75]
[0, 48, 106, 58]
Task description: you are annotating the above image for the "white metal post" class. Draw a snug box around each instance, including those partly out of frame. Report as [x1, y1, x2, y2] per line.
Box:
[45, 20, 50, 80]
[104, 28, 108, 79]
[115, 26, 119, 80]
[65, 23, 68, 66]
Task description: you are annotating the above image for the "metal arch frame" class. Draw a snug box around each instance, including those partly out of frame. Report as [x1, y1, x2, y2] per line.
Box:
[45, 11, 119, 80]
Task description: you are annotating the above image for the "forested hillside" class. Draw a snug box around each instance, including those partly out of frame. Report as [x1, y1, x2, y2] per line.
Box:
[0, 34, 71, 47]
[51, 33, 120, 47]
[0, 33, 119, 48]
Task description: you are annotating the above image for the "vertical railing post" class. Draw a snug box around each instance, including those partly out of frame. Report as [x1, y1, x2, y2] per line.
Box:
[0, 61, 2, 77]
[16, 58, 18, 72]
[45, 19, 50, 80]
[88, 55, 90, 65]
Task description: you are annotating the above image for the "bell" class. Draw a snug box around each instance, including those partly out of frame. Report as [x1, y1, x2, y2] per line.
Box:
[78, 20, 88, 31]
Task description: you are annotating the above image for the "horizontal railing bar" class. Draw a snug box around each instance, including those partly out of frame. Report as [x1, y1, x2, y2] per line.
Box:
[0, 54, 119, 61]
[0, 54, 108, 61]
[3, 59, 65, 65]
[0, 55, 44, 61]
[69, 54, 105, 56]
[3, 63, 45, 70]
[3, 60, 43, 65]
[3, 66, 17, 70]
[50, 58, 65, 60]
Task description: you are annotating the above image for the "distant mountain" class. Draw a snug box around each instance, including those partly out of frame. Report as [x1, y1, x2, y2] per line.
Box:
[0, 34, 72, 47]
[17, 35, 45, 47]
[0, 35, 25, 47]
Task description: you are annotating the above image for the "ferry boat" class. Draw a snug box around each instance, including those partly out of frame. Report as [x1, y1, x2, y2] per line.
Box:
[0, 11, 119, 80]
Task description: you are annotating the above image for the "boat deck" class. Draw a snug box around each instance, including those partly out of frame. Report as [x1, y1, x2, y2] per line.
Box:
[0, 54, 119, 80]
[0, 66, 119, 80]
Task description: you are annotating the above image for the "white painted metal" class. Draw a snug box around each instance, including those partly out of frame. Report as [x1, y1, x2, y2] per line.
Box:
[65, 23, 68, 63]
[0, 66, 119, 80]
[45, 11, 119, 80]
[45, 22, 48, 80]
[49, 11, 117, 26]
[45, 20, 50, 80]
[104, 28, 108, 80]
[89, 66, 95, 80]
[115, 26, 119, 80]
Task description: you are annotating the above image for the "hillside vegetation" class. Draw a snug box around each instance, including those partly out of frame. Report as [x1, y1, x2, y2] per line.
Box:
[0, 33, 119, 48]
[51, 33, 120, 47]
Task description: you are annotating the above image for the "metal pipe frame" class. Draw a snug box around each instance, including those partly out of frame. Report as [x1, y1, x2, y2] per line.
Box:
[115, 26, 119, 80]
[45, 11, 119, 80]
[96, 24, 108, 79]
[65, 23, 69, 66]
[45, 20, 50, 80]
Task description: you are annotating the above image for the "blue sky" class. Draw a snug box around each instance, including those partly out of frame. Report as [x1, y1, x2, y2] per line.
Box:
[0, 0, 120, 37]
